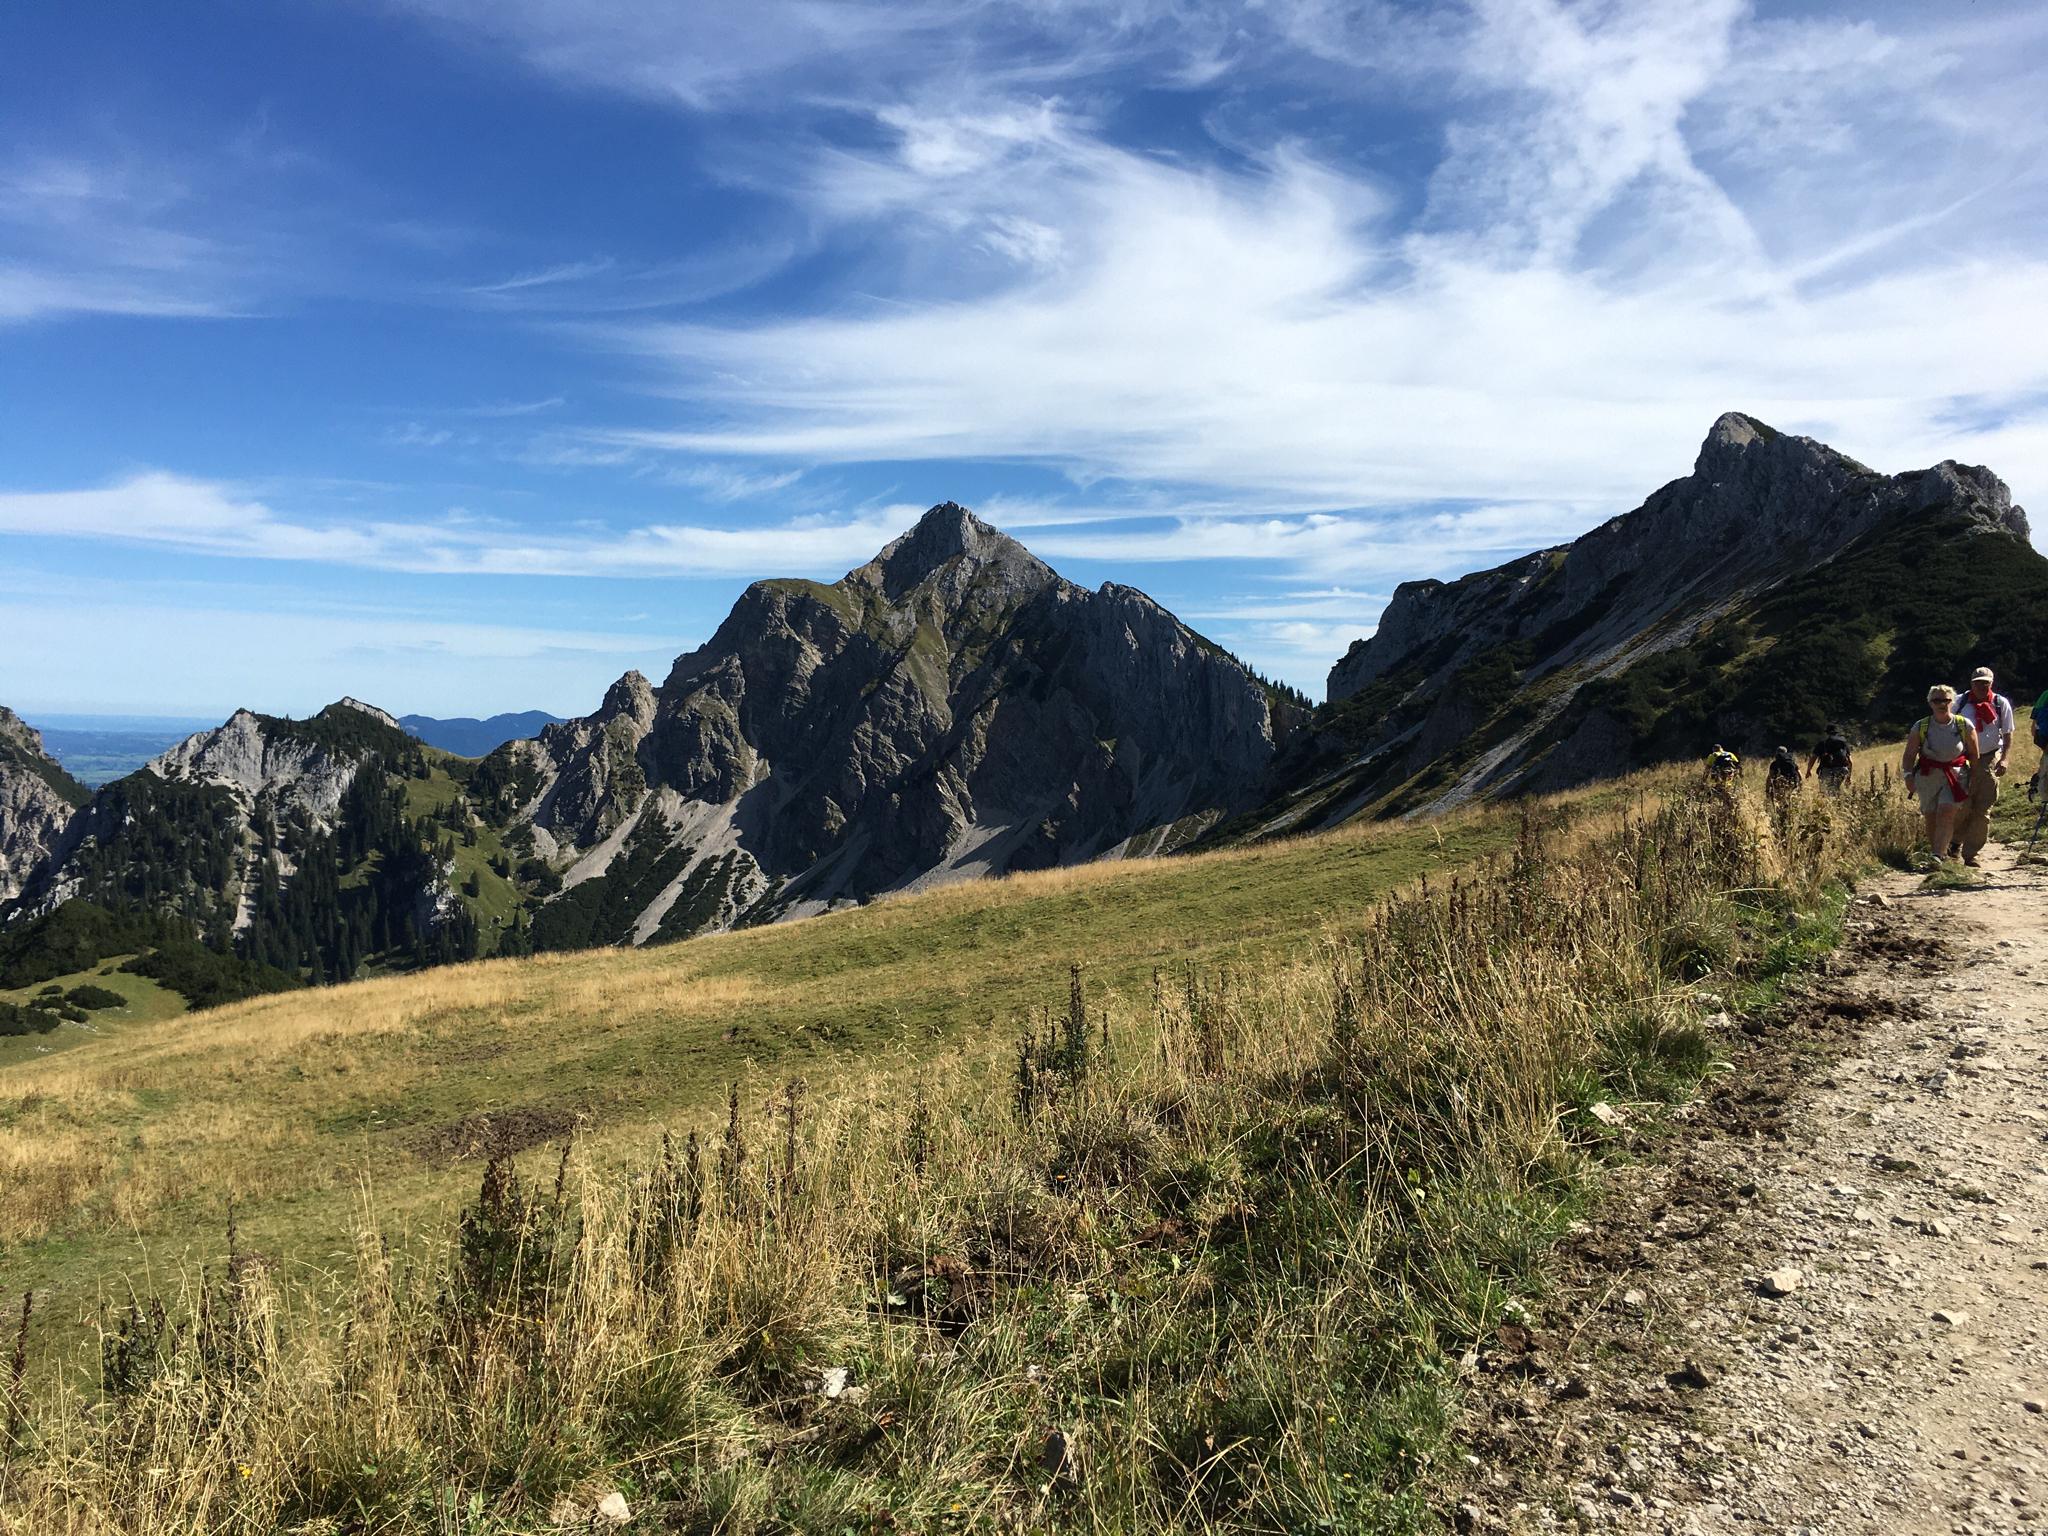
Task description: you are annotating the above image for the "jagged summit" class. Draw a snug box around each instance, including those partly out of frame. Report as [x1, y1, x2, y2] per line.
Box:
[851, 501, 1055, 603]
[598, 671, 655, 718]
[475, 501, 1286, 947]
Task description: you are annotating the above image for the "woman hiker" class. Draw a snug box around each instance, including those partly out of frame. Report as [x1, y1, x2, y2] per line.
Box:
[1902, 684, 1981, 865]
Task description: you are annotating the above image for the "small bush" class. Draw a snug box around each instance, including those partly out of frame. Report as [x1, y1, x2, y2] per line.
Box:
[64, 984, 125, 1011]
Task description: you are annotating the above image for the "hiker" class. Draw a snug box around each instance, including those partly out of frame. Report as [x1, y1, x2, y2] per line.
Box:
[1901, 685, 1981, 864]
[1705, 744, 1740, 787]
[1807, 724, 1853, 794]
[1951, 667, 2014, 863]
[1766, 745, 1801, 801]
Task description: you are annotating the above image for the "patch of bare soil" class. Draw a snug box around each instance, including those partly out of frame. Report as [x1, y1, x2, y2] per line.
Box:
[1453, 847, 2048, 1534]
[410, 1103, 582, 1165]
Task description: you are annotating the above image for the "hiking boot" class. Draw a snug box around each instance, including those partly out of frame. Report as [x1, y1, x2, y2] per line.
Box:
[1963, 855, 1981, 868]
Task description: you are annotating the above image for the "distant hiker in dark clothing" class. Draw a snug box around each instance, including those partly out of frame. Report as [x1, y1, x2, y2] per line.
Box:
[1902, 685, 1980, 864]
[1949, 667, 2014, 864]
[1807, 726, 1853, 794]
[1766, 745, 1800, 801]
[2034, 683, 2048, 800]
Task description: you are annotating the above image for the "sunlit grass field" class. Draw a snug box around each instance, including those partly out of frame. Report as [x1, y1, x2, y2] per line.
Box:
[0, 780, 1579, 1346]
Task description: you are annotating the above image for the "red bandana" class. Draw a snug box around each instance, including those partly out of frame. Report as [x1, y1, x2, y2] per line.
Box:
[1968, 693, 1999, 729]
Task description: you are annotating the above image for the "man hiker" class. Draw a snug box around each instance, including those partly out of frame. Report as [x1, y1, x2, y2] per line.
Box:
[1807, 724, 1853, 794]
[1766, 745, 1801, 801]
[1705, 744, 1740, 788]
[1950, 666, 2014, 864]
[1902, 684, 1981, 865]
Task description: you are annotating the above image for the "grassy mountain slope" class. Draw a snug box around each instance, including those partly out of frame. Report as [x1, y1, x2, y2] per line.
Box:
[1, 747, 1929, 1533]
[0, 780, 1575, 1342]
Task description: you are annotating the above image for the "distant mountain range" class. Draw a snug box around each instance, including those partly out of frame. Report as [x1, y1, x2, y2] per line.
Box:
[1, 414, 2039, 1006]
[400, 711, 565, 757]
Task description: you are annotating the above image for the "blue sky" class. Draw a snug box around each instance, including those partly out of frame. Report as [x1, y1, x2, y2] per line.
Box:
[2, 0, 2045, 718]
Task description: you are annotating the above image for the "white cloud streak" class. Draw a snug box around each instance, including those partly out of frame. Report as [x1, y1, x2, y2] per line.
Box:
[482, 0, 2048, 518]
[0, 472, 920, 578]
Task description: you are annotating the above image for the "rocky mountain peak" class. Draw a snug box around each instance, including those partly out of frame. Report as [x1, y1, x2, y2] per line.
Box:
[851, 501, 1056, 604]
[332, 697, 402, 730]
[599, 670, 657, 722]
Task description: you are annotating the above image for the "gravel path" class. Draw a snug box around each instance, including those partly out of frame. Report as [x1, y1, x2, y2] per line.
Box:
[1461, 844, 2048, 1534]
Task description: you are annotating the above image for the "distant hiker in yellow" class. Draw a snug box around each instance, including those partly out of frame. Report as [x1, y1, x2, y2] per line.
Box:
[1705, 745, 1739, 790]
[1902, 685, 1980, 865]
[1949, 667, 2014, 863]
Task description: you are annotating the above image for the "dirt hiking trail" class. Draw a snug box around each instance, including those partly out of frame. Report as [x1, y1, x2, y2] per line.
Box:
[1463, 843, 2048, 1535]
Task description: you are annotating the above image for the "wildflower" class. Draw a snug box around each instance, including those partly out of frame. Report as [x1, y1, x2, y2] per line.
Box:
[237, 1463, 253, 1479]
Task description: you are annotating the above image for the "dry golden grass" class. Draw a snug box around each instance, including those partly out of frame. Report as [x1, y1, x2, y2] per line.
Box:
[0, 773, 1915, 1534]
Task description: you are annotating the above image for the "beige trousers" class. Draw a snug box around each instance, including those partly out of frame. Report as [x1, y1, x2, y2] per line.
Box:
[1956, 766, 2000, 859]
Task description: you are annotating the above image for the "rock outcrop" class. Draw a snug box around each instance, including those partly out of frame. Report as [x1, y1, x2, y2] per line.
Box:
[495, 502, 1288, 943]
[0, 707, 89, 904]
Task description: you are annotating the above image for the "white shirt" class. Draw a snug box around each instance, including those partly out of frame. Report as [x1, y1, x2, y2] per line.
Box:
[1958, 690, 2014, 757]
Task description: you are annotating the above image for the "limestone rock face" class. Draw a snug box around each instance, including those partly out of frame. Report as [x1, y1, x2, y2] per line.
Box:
[149, 709, 362, 826]
[0, 707, 88, 904]
[10, 697, 418, 926]
[498, 502, 1287, 937]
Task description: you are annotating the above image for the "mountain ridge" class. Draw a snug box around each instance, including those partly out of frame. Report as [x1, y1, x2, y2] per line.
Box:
[1274, 412, 2038, 835]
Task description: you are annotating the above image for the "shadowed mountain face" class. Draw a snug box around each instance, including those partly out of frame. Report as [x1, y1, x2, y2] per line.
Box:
[483, 503, 1290, 946]
[1254, 413, 2040, 836]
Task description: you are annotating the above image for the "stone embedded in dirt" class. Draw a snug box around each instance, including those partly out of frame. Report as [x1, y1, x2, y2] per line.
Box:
[1622, 1288, 1648, 1310]
[1876, 1153, 1920, 1173]
[594, 1491, 632, 1527]
[1919, 1218, 1953, 1237]
[2025, 1400, 2044, 1414]
[1870, 893, 1893, 908]
[1453, 1502, 1489, 1533]
[1668, 1359, 1716, 1390]
[816, 1366, 852, 1399]
[1588, 1102, 1626, 1127]
[1760, 1267, 1804, 1297]
[1931, 1309, 1969, 1327]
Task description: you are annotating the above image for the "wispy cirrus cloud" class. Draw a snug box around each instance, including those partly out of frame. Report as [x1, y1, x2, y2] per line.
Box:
[0, 471, 917, 578]
[456, 0, 2048, 518]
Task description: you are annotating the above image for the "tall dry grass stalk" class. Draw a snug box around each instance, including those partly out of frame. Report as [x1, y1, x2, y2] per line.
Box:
[0, 780, 1914, 1534]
